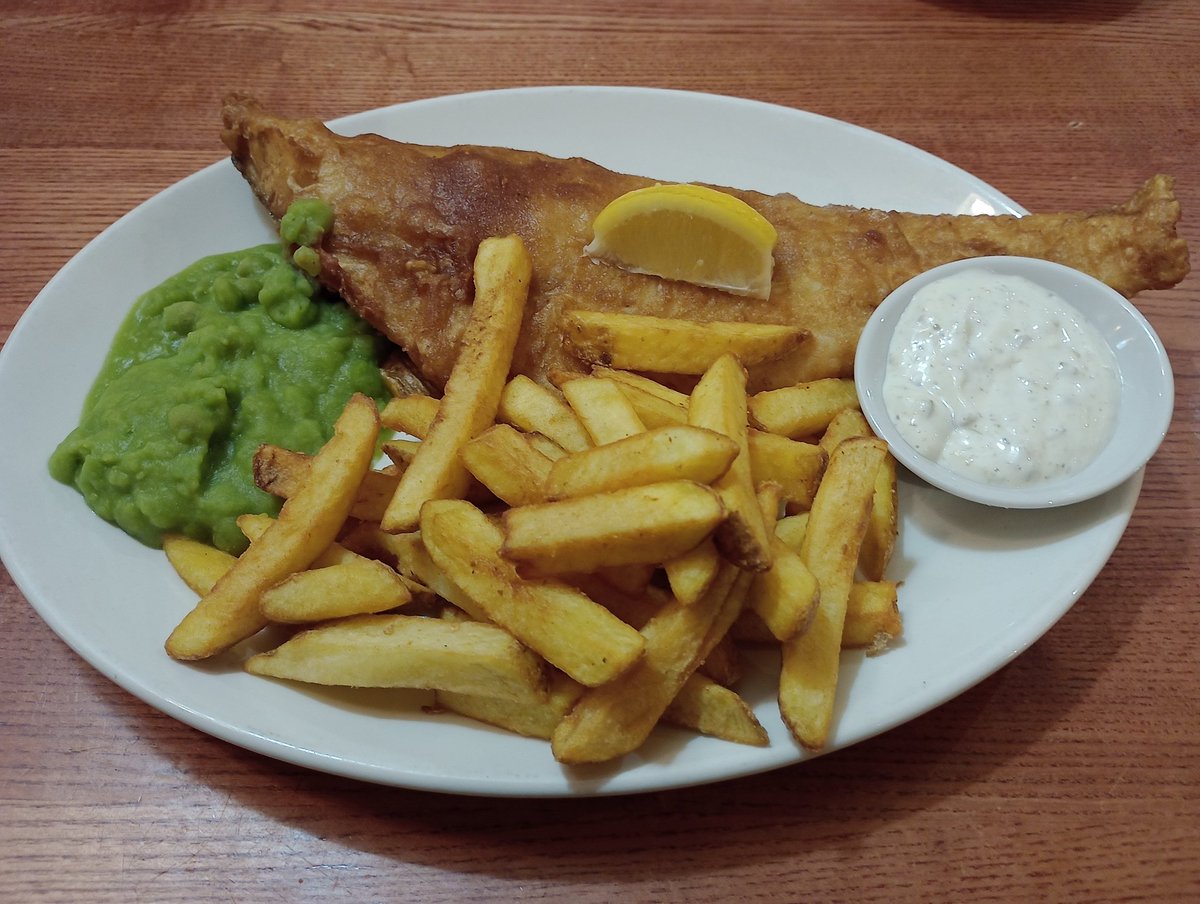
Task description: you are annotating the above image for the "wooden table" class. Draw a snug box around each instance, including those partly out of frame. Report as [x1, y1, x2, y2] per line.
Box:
[2, 2, 1196, 900]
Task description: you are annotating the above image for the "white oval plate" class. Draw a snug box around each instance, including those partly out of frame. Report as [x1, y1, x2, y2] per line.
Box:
[0, 87, 1141, 797]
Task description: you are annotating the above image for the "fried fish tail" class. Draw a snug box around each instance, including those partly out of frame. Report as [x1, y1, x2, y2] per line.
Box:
[892, 174, 1189, 297]
[221, 94, 1189, 391]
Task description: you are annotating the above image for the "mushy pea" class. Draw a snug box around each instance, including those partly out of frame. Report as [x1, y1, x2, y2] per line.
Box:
[49, 242, 386, 554]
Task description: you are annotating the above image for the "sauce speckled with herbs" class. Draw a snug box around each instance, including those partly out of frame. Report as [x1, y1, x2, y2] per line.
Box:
[881, 268, 1119, 486]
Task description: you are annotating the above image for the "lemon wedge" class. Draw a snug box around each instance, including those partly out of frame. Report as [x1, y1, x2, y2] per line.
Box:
[584, 183, 777, 300]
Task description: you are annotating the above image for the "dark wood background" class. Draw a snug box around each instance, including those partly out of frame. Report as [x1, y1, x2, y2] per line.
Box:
[2, 2, 1196, 900]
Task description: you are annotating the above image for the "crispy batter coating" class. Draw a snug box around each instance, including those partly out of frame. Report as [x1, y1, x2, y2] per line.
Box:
[221, 94, 1189, 391]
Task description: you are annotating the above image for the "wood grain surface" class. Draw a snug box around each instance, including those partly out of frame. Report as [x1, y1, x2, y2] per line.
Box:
[2, 1, 1197, 901]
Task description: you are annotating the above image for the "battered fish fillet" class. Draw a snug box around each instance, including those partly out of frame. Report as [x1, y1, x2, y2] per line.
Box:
[221, 94, 1189, 392]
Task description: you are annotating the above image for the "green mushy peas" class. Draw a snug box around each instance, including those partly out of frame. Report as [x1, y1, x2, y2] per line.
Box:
[50, 243, 386, 554]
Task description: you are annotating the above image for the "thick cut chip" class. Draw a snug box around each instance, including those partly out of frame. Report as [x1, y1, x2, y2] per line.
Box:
[421, 499, 646, 686]
[382, 235, 532, 531]
[747, 535, 820, 642]
[747, 431, 827, 513]
[544, 424, 738, 500]
[818, 406, 873, 454]
[749, 378, 859, 438]
[816, 407, 898, 579]
[593, 366, 690, 407]
[163, 535, 237, 596]
[165, 393, 380, 660]
[436, 670, 585, 740]
[747, 486, 820, 641]
[245, 614, 546, 702]
[258, 558, 412, 623]
[498, 374, 591, 453]
[501, 480, 726, 575]
[588, 366, 689, 428]
[461, 423, 553, 507]
[773, 513, 809, 551]
[663, 537, 721, 606]
[371, 528, 488, 621]
[844, 580, 903, 653]
[664, 673, 768, 746]
[697, 632, 741, 687]
[562, 310, 807, 375]
[551, 564, 750, 764]
[860, 453, 898, 581]
[688, 353, 772, 571]
[560, 375, 647, 444]
[380, 394, 440, 438]
[253, 444, 399, 523]
[237, 512, 361, 569]
[779, 436, 888, 749]
[610, 380, 688, 428]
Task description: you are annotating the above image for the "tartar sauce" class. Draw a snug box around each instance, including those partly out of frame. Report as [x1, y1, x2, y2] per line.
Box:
[881, 268, 1120, 486]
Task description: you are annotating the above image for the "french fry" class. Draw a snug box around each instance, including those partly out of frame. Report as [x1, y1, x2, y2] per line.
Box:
[163, 535, 237, 596]
[382, 235, 532, 532]
[747, 431, 827, 513]
[436, 670, 584, 740]
[371, 528, 490, 622]
[561, 309, 808, 375]
[844, 580, 903, 653]
[816, 408, 898, 580]
[245, 614, 547, 702]
[697, 632, 741, 687]
[551, 564, 749, 764]
[243, 503, 438, 610]
[603, 373, 689, 428]
[663, 537, 721, 606]
[461, 423, 553, 507]
[421, 499, 646, 686]
[498, 374, 591, 453]
[380, 394, 440, 439]
[688, 353, 772, 572]
[860, 454, 898, 581]
[560, 375, 646, 444]
[773, 513, 809, 551]
[438, 668, 766, 747]
[258, 557, 412, 624]
[593, 366, 690, 408]
[747, 486, 820, 642]
[525, 432, 568, 461]
[747, 537, 820, 642]
[561, 376, 720, 602]
[501, 480, 726, 575]
[818, 406, 873, 454]
[543, 425, 738, 500]
[236, 512, 359, 568]
[779, 436, 888, 749]
[567, 573, 669, 630]
[664, 673, 768, 747]
[737, 502, 902, 652]
[749, 378, 858, 438]
[253, 444, 399, 523]
[165, 393, 380, 660]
